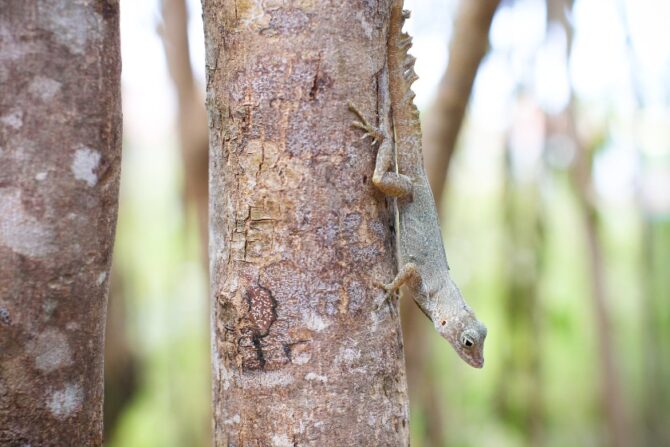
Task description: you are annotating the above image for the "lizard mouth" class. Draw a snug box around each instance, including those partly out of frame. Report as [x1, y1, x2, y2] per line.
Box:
[470, 357, 484, 369]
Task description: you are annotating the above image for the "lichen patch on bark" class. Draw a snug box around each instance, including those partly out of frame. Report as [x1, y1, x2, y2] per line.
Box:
[71, 146, 101, 187]
[47, 382, 84, 419]
[30, 328, 73, 372]
[0, 188, 55, 257]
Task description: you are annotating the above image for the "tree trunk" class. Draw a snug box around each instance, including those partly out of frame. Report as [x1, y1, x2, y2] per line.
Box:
[642, 221, 670, 447]
[495, 132, 545, 446]
[203, 1, 410, 445]
[0, 2, 122, 446]
[570, 142, 632, 447]
[553, 1, 632, 444]
[617, 9, 670, 445]
[159, 2, 211, 444]
[103, 271, 139, 440]
[422, 0, 500, 205]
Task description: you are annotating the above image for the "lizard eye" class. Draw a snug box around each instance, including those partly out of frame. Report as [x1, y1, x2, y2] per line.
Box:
[460, 333, 475, 348]
[440, 320, 446, 326]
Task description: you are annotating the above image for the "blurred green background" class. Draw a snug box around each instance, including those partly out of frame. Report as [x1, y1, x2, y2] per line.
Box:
[105, 0, 670, 446]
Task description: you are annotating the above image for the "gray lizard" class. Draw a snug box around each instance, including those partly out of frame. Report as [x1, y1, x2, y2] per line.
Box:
[349, 2, 487, 368]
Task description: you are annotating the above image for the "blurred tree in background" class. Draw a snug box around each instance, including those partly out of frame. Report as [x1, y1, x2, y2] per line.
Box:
[104, 0, 670, 446]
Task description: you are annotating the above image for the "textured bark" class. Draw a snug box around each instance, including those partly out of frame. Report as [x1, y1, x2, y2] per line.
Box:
[422, 0, 500, 205]
[0, 1, 121, 446]
[203, 1, 410, 445]
[160, 0, 209, 256]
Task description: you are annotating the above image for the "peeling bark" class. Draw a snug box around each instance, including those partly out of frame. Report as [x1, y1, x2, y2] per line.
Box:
[203, 1, 410, 445]
[0, 1, 122, 446]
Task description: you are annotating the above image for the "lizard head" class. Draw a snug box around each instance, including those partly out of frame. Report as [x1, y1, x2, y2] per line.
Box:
[434, 304, 487, 368]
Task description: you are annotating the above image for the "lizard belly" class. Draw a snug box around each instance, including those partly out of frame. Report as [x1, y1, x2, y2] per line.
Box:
[397, 178, 450, 295]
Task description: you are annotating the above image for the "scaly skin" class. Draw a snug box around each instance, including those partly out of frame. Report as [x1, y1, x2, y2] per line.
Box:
[349, 1, 487, 368]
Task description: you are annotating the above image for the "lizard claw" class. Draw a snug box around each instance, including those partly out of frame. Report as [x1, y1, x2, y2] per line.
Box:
[373, 280, 391, 292]
[349, 103, 384, 144]
[373, 281, 398, 314]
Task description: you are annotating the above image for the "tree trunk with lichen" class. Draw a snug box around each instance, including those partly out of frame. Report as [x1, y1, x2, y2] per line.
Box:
[0, 2, 121, 446]
[203, 1, 410, 445]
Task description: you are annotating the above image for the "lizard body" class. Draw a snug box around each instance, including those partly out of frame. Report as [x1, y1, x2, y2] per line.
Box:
[349, 2, 487, 368]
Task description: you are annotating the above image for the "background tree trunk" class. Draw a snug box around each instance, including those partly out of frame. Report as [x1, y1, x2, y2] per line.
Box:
[160, 0, 209, 258]
[0, 2, 122, 446]
[159, 1, 211, 444]
[203, 1, 410, 445]
[552, 2, 632, 444]
[566, 110, 633, 447]
[495, 130, 545, 446]
[422, 0, 501, 205]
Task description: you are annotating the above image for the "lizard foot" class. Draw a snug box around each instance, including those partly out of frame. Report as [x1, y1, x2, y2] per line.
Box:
[348, 102, 384, 144]
[373, 281, 399, 316]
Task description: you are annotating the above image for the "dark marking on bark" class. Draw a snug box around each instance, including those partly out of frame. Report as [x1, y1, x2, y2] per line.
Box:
[252, 334, 266, 369]
[282, 339, 311, 362]
[0, 308, 10, 325]
[308, 54, 332, 101]
[374, 69, 382, 123]
[95, 0, 119, 19]
[283, 343, 292, 361]
[309, 55, 322, 100]
[240, 284, 277, 370]
[244, 284, 277, 337]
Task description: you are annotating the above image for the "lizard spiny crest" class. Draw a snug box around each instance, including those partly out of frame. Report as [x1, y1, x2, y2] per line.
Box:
[389, 6, 421, 121]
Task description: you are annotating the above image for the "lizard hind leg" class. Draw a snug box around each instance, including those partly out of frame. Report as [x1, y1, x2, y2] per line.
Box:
[348, 102, 413, 198]
[372, 148, 413, 198]
[374, 262, 422, 313]
[383, 262, 421, 293]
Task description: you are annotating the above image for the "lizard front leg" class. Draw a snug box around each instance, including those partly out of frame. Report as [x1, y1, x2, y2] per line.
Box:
[374, 262, 423, 312]
[383, 262, 422, 294]
[348, 102, 413, 198]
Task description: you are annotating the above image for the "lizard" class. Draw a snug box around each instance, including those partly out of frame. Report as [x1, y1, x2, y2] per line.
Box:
[349, 2, 487, 368]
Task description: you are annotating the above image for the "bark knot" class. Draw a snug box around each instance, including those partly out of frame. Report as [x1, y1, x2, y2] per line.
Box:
[240, 284, 277, 370]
